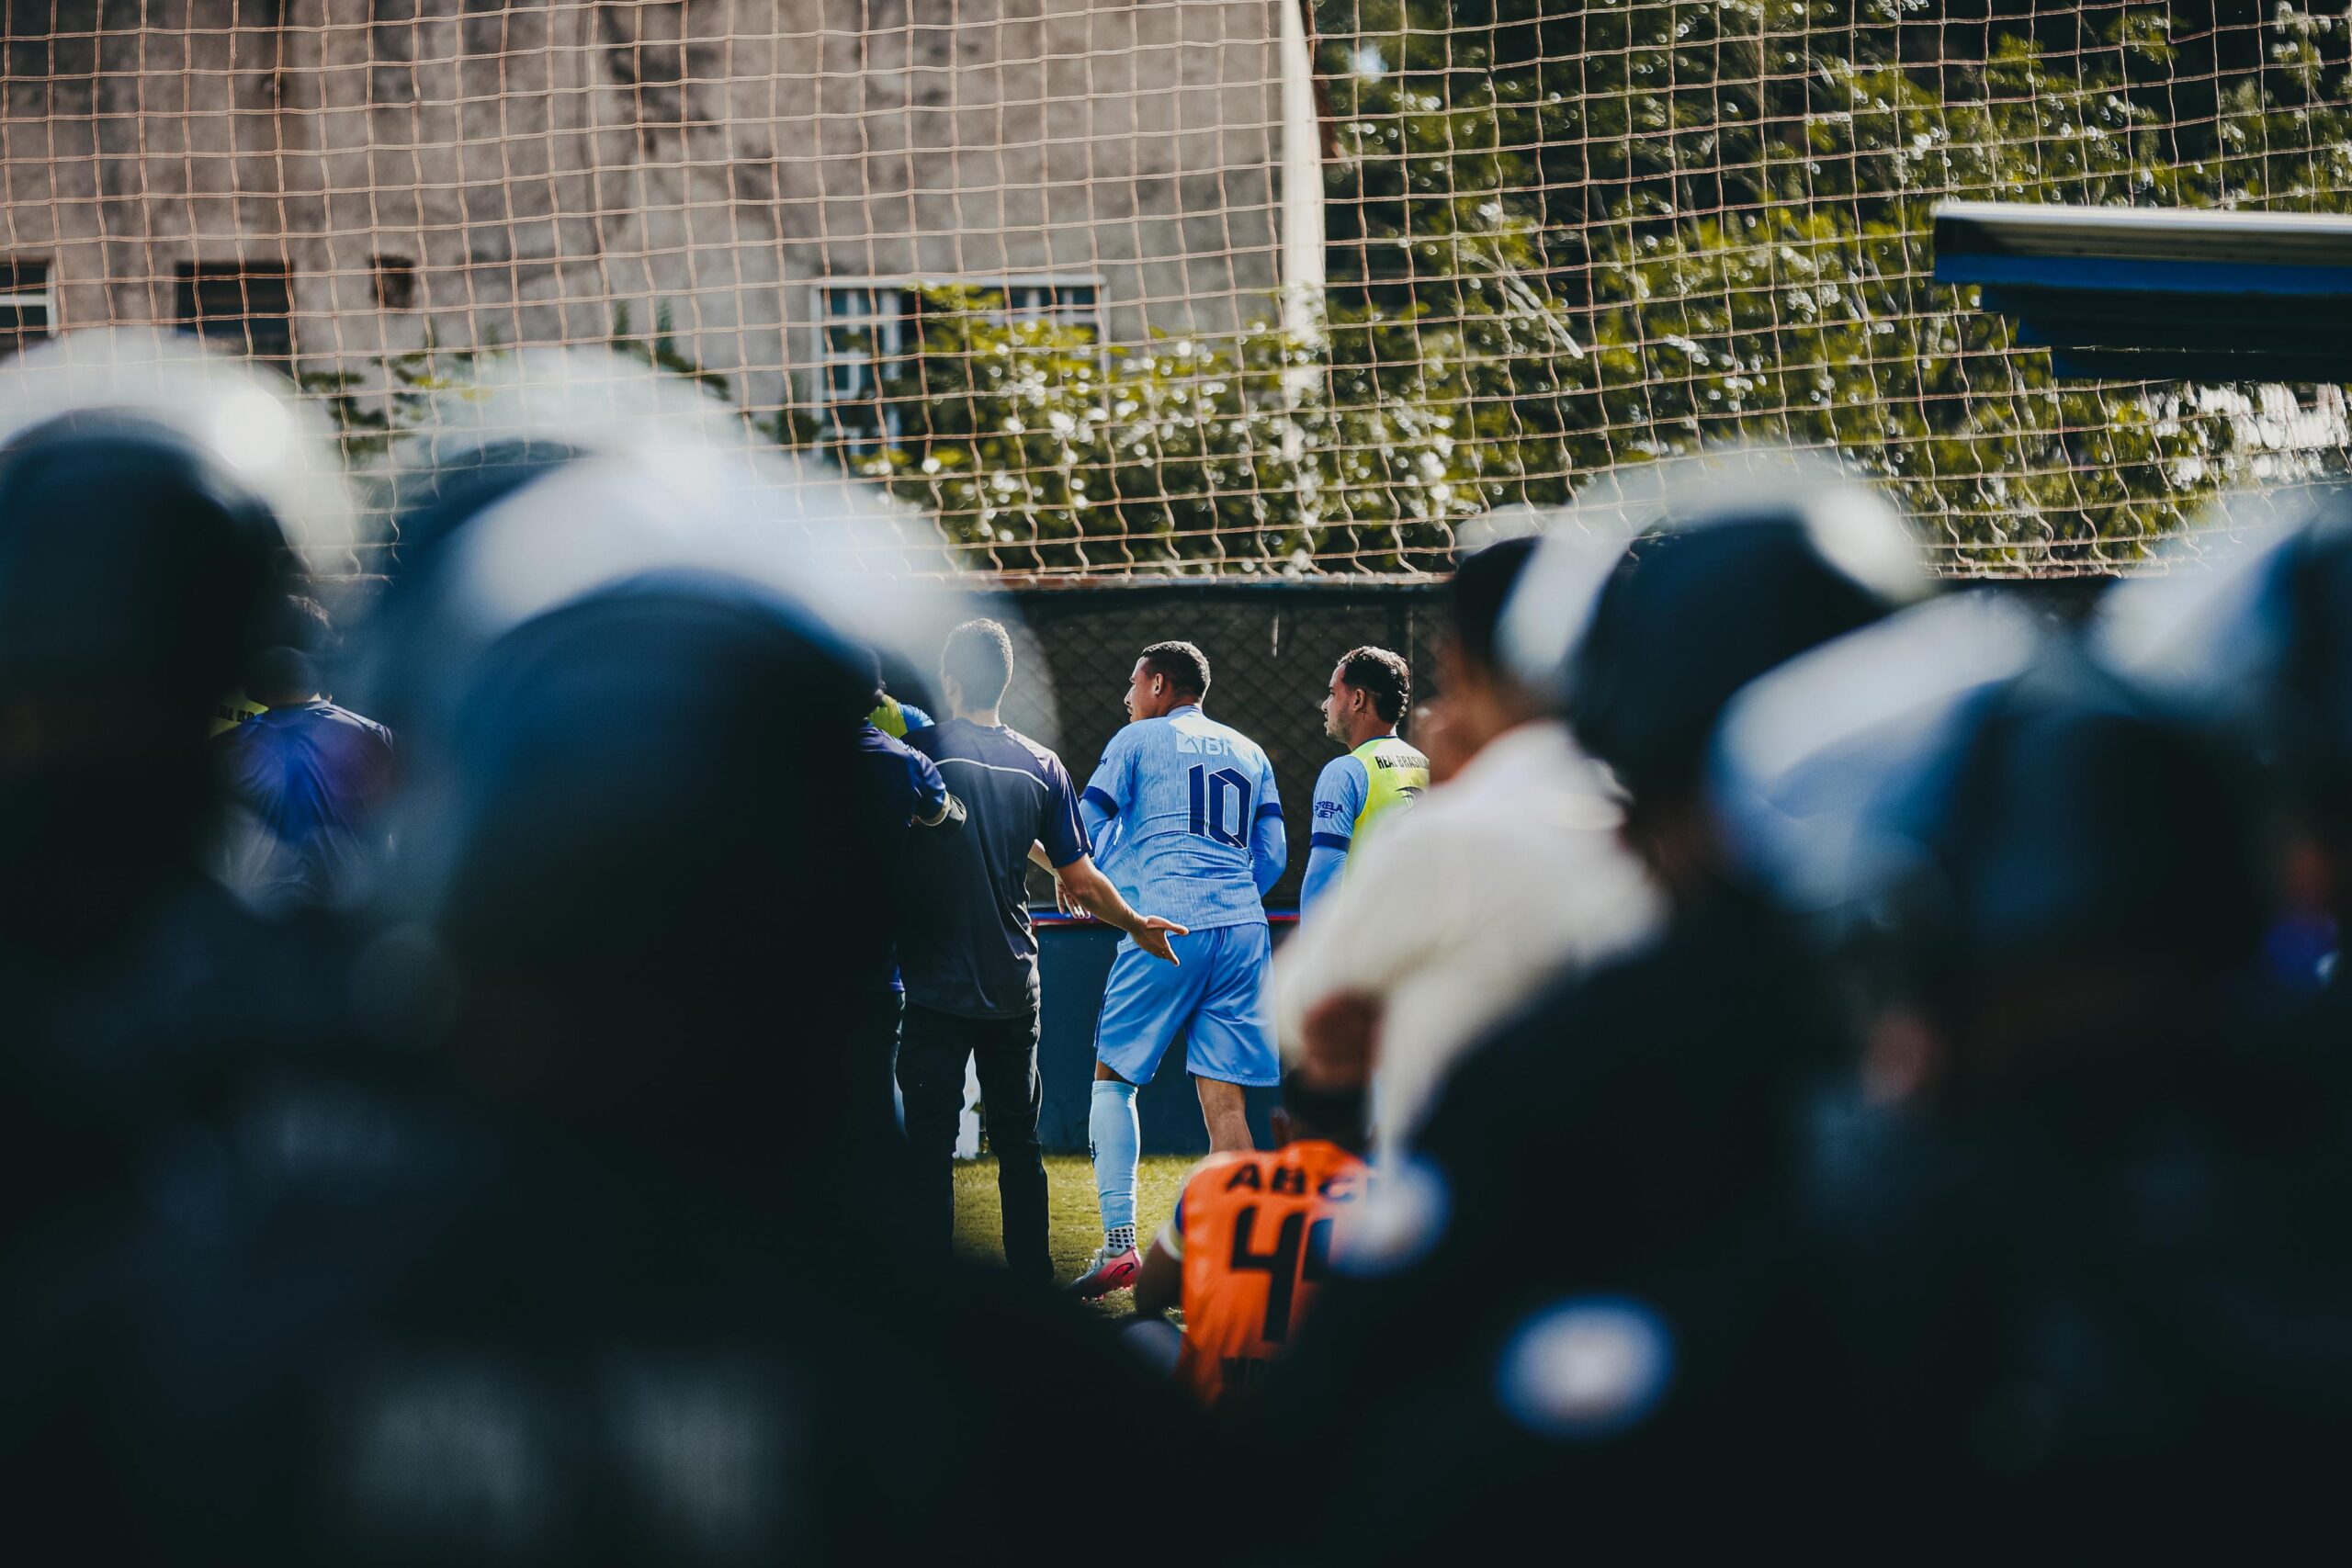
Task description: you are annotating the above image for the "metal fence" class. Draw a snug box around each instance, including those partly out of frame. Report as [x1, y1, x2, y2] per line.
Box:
[883, 580, 1450, 911]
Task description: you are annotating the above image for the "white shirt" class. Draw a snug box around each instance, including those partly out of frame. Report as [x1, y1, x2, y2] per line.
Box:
[1273, 719, 1663, 1156]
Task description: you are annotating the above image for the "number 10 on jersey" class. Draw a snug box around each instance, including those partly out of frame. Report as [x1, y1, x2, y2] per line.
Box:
[1187, 764, 1253, 848]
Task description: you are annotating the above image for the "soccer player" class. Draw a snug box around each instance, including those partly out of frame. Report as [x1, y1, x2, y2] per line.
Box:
[1300, 646, 1428, 914]
[852, 663, 964, 1142]
[212, 613, 398, 911]
[1071, 640, 1286, 1297]
[896, 618, 1187, 1283]
[1132, 1068, 1370, 1405]
[866, 649, 934, 736]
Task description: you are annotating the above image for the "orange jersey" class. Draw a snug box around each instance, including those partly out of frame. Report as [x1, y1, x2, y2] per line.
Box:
[1168, 1139, 1368, 1406]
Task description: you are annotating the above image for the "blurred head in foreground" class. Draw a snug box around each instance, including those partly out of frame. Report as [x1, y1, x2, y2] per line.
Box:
[1425, 536, 1542, 778]
[351, 348, 960, 737]
[401, 577, 878, 1156]
[356, 352, 976, 1160]
[0, 331, 353, 941]
[1504, 457, 1928, 901]
[2098, 493, 2352, 950]
[1716, 596, 2271, 1104]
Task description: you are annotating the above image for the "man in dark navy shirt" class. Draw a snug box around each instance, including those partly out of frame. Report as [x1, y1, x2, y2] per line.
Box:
[898, 619, 1183, 1281]
[212, 625, 398, 911]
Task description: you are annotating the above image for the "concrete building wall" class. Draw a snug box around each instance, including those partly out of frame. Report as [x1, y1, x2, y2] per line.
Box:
[0, 0, 1287, 413]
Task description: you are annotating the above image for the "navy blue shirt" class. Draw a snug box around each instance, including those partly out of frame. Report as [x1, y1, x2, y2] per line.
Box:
[854, 724, 952, 996]
[212, 701, 396, 908]
[899, 718, 1089, 1019]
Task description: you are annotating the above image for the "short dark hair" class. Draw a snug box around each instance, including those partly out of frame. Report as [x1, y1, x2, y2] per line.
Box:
[245, 644, 318, 704]
[940, 618, 1014, 708]
[244, 593, 334, 703]
[1337, 646, 1411, 724]
[1139, 640, 1211, 700]
[1447, 536, 1540, 673]
[264, 593, 337, 655]
[1282, 1071, 1369, 1153]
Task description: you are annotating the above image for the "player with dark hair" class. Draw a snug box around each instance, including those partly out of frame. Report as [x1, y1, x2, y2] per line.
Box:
[1070, 638, 1287, 1297]
[1131, 1066, 1371, 1406]
[212, 597, 398, 911]
[1301, 647, 1428, 913]
[897, 617, 1187, 1282]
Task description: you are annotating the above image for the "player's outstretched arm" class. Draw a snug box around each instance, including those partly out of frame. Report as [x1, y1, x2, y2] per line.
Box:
[1055, 852, 1188, 963]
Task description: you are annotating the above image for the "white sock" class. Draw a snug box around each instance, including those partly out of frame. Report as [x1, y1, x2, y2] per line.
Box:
[1089, 1078, 1141, 1249]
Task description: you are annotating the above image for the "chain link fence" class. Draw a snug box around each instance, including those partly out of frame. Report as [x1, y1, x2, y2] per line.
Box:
[876, 581, 1445, 911]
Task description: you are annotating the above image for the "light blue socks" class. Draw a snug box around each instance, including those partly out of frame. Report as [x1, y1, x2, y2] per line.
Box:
[1089, 1077, 1141, 1249]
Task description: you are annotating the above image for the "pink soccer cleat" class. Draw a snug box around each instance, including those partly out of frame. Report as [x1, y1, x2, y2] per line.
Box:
[1069, 1245, 1141, 1300]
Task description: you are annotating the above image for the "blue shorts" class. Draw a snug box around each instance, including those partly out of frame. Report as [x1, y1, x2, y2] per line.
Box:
[1092, 922, 1279, 1089]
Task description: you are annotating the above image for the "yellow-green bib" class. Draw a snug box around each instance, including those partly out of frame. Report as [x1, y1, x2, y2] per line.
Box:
[1351, 734, 1430, 843]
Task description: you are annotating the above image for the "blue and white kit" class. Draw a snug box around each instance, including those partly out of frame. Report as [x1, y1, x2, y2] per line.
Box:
[1080, 703, 1286, 1087]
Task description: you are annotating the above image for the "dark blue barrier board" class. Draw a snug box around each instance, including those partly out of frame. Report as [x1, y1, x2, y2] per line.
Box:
[1035, 921, 1282, 1156]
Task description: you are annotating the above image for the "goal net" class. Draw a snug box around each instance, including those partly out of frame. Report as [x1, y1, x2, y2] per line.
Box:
[3, 0, 2350, 577]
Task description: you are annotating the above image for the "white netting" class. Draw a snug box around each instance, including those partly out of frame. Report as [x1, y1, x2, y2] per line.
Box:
[4, 0, 2352, 577]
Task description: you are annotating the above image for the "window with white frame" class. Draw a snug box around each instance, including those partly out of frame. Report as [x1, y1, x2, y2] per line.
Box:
[816, 276, 1102, 454]
[0, 260, 55, 360]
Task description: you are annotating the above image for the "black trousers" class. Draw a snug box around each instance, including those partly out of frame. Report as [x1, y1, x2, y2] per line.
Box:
[896, 1001, 1050, 1284]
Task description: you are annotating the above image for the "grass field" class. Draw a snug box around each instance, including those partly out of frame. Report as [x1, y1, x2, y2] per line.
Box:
[955, 1154, 1194, 1297]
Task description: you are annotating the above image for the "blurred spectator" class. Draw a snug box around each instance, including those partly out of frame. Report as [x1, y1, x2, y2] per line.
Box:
[23, 398, 1204, 1560]
[0, 366, 381, 1555]
[286, 584, 1198, 1562]
[1273, 538, 1659, 1155]
[212, 597, 397, 911]
[1713, 595, 2352, 1517]
[896, 617, 1183, 1283]
[1408, 696, 1474, 786]
[1131, 1068, 1371, 1407]
[1299, 646, 1428, 915]
[0, 403, 329, 1249]
[1256, 470, 1926, 1555]
[2098, 501, 2352, 998]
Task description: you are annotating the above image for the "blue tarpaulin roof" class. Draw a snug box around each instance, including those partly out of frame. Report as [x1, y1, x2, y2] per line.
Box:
[1932, 201, 2352, 380]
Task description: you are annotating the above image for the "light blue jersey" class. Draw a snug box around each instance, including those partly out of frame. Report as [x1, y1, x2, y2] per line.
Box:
[1080, 704, 1286, 931]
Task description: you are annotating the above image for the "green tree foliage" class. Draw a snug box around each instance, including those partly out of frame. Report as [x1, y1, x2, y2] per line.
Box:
[309, 3, 2352, 573]
[861, 288, 1471, 575]
[1299, 0, 2352, 567]
[862, 0, 2352, 572]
